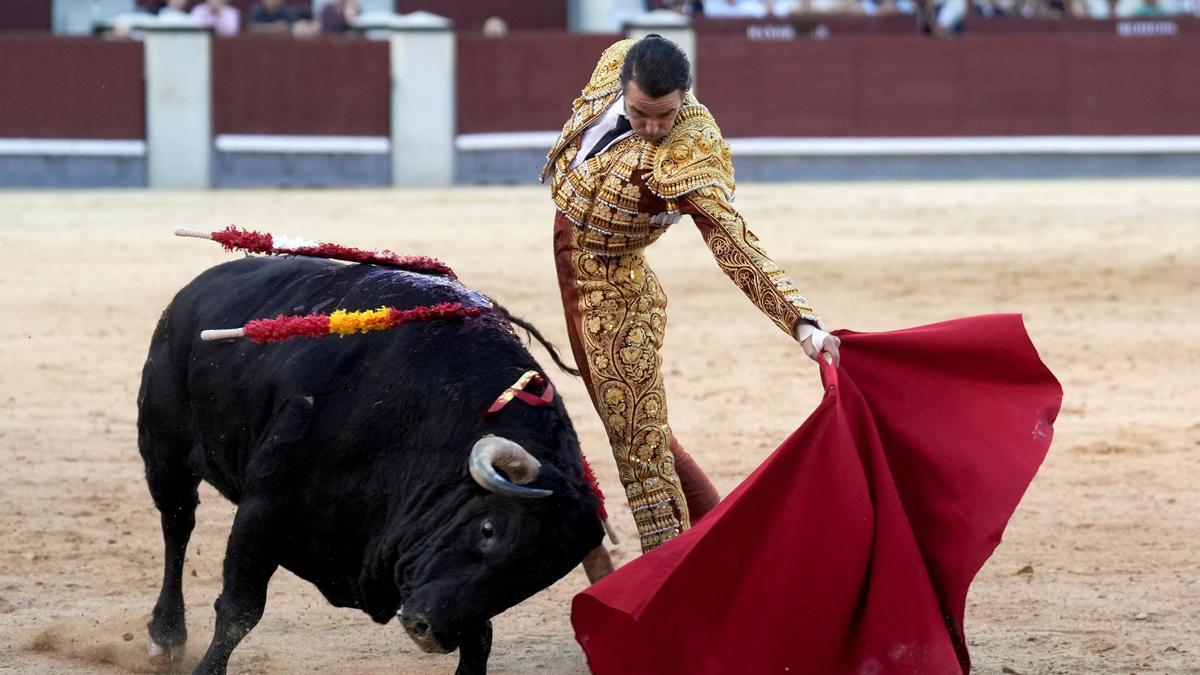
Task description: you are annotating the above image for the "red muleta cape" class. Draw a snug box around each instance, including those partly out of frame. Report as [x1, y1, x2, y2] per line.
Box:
[572, 314, 1063, 674]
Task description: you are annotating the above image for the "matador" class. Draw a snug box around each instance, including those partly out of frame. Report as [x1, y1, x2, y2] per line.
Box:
[542, 36, 840, 554]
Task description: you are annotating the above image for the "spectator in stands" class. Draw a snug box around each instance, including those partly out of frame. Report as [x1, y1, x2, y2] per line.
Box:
[1072, 0, 1118, 17]
[861, 0, 919, 14]
[191, 0, 240, 36]
[249, 0, 320, 35]
[1046, 0, 1070, 15]
[918, 0, 966, 33]
[250, 0, 298, 30]
[1131, 0, 1169, 14]
[482, 16, 509, 37]
[1013, 0, 1071, 16]
[318, 0, 361, 33]
[1112, 0, 1181, 15]
[805, 0, 869, 12]
[766, 0, 802, 14]
[663, 0, 706, 13]
[156, 0, 189, 17]
[703, 0, 770, 16]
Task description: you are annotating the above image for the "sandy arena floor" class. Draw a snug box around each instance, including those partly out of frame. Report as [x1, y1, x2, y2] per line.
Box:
[0, 180, 1197, 674]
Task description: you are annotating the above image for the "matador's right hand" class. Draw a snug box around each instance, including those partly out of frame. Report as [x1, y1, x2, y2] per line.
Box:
[796, 322, 841, 367]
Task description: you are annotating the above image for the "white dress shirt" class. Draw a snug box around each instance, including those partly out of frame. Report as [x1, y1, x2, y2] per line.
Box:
[570, 95, 636, 171]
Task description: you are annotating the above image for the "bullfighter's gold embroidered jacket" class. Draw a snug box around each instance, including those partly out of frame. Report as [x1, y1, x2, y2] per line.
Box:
[541, 39, 821, 336]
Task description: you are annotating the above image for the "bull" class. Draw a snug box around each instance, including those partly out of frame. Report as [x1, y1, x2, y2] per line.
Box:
[137, 255, 606, 674]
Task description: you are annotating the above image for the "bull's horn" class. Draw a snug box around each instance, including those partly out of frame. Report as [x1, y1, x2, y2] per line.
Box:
[469, 435, 553, 499]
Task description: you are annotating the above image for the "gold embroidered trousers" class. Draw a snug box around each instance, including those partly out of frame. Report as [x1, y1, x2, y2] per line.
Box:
[553, 214, 718, 552]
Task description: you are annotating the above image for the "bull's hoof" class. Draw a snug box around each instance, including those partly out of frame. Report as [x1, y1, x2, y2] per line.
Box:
[147, 637, 186, 668]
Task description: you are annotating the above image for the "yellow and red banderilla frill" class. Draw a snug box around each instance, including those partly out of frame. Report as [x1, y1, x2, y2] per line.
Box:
[199, 303, 483, 343]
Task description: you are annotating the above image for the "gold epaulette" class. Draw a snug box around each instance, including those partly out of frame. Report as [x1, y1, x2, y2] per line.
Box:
[583, 39, 634, 101]
[540, 39, 635, 183]
[645, 102, 736, 201]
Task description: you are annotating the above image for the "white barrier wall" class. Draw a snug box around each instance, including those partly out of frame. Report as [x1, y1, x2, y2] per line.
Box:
[355, 11, 455, 187]
[144, 25, 212, 189]
[387, 14, 455, 187]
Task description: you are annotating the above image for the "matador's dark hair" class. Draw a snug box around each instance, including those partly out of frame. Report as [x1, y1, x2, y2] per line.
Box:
[619, 34, 692, 99]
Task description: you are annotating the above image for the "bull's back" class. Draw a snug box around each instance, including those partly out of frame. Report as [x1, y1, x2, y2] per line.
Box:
[168, 256, 475, 337]
[138, 256, 487, 498]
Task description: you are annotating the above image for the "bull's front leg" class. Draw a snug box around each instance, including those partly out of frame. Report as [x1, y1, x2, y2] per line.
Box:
[193, 499, 281, 675]
[454, 619, 493, 675]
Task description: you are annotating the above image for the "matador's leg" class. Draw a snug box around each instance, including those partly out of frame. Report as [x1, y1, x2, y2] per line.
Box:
[553, 215, 694, 552]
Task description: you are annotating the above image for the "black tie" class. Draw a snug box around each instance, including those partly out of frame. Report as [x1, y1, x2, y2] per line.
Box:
[583, 115, 632, 161]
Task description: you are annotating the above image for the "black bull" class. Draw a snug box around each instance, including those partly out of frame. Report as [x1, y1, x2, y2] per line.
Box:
[137, 256, 604, 674]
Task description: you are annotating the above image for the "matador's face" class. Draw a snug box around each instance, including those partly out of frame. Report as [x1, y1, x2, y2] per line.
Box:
[623, 80, 685, 144]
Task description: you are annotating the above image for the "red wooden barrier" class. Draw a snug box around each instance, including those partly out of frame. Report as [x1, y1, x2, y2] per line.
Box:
[697, 34, 1200, 137]
[0, 0, 52, 32]
[3, 31, 1197, 141]
[211, 35, 390, 136]
[0, 37, 143, 138]
[456, 32, 621, 134]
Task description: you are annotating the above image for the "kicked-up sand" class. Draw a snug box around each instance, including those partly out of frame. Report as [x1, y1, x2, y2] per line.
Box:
[0, 180, 1196, 674]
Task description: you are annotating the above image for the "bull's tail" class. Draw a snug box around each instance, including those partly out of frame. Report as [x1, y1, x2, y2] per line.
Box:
[492, 301, 581, 378]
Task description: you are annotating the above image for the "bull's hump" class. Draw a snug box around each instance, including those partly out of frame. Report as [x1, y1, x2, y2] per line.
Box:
[360, 267, 492, 309]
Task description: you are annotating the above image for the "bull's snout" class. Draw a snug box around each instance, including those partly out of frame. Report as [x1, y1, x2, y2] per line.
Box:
[398, 608, 451, 654]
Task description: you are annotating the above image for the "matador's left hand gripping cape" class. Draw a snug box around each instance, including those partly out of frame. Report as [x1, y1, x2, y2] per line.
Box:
[541, 39, 822, 336]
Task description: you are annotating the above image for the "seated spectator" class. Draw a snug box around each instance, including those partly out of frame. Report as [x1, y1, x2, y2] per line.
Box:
[703, 0, 770, 16]
[1131, 0, 1169, 13]
[191, 0, 240, 36]
[662, 0, 706, 13]
[861, 0, 919, 13]
[917, 0, 966, 33]
[157, 0, 188, 17]
[972, 0, 1011, 16]
[319, 0, 361, 33]
[784, 0, 870, 12]
[1113, 0, 1181, 14]
[481, 16, 509, 37]
[252, 0, 320, 35]
[250, 0, 299, 31]
[1074, 0, 1116, 17]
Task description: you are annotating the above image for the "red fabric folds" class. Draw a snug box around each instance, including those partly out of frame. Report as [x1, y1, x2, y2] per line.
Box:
[571, 314, 1062, 675]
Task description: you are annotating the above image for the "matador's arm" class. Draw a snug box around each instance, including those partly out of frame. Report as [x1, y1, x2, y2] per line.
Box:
[647, 102, 824, 341]
[680, 187, 823, 338]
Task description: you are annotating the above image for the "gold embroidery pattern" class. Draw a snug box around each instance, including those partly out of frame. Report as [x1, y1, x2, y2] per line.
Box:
[550, 140, 594, 227]
[581, 39, 634, 101]
[688, 186, 821, 335]
[540, 39, 635, 183]
[646, 102, 736, 201]
[551, 137, 672, 256]
[572, 231, 689, 552]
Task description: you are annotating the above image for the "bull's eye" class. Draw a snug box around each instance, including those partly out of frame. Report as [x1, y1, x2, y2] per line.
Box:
[481, 520, 496, 539]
